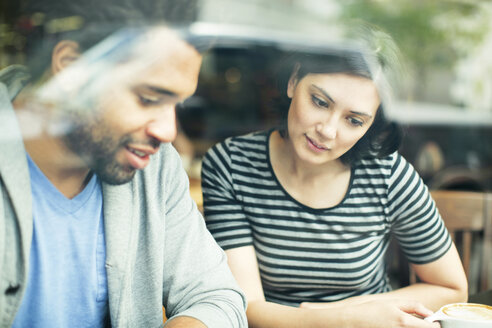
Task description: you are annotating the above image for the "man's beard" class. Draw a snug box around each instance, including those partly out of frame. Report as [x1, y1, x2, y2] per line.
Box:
[63, 120, 137, 185]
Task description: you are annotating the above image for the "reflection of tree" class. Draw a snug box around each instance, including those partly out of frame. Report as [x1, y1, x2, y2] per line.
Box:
[336, 0, 489, 101]
[0, 0, 200, 70]
[451, 26, 492, 112]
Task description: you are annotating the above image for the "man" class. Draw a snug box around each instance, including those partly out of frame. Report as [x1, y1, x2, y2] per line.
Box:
[0, 1, 247, 327]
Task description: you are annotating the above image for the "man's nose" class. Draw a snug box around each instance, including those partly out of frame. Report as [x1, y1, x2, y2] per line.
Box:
[145, 106, 178, 144]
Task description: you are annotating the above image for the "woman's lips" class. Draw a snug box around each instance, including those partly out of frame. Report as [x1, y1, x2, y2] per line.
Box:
[305, 135, 329, 152]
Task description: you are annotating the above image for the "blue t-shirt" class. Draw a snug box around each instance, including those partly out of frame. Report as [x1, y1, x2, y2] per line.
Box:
[12, 155, 109, 327]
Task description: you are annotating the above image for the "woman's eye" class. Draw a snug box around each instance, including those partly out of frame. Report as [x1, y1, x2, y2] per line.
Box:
[138, 94, 162, 106]
[348, 117, 364, 127]
[311, 95, 329, 108]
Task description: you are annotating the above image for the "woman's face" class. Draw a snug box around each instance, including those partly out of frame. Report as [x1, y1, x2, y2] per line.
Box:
[286, 71, 380, 166]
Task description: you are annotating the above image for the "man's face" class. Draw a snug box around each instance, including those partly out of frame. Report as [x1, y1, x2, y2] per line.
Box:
[60, 28, 202, 185]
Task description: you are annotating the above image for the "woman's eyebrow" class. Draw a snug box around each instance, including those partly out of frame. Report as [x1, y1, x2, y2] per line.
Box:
[350, 110, 373, 118]
[311, 84, 335, 104]
[139, 84, 178, 97]
[311, 84, 373, 118]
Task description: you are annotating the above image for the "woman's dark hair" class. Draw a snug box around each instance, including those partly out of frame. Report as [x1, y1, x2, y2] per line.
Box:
[275, 46, 402, 165]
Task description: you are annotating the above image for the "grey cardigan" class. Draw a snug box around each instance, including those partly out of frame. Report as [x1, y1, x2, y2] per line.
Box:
[0, 66, 247, 327]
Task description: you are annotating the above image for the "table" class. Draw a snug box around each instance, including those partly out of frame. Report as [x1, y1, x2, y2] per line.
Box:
[469, 289, 492, 306]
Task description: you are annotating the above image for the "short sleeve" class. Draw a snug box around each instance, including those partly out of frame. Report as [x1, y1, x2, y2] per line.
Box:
[201, 140, 254, 250]
[386, 153, 452, 264]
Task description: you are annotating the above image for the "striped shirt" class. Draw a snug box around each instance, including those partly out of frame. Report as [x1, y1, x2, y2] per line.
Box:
[201, 130, 452, 306]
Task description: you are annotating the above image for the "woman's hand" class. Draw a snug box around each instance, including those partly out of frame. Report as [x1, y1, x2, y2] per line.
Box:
[317, 299, 440, 328]
[225, 247, 443, 328]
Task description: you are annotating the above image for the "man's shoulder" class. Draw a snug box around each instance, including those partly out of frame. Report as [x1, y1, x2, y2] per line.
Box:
[145, 143, 181, 174]
[0, 65, 30, 100]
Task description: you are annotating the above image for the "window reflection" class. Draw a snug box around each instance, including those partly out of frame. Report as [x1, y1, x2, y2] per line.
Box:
[2, 1, 491, 190]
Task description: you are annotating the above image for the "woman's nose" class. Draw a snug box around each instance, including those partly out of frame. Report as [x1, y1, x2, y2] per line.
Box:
[146, 106, 178, 144]
[317, 117, 337, 140]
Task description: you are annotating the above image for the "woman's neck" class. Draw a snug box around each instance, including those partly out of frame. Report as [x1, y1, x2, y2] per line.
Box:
[271, 130, 348, 183]
[269, 130, 352, 209]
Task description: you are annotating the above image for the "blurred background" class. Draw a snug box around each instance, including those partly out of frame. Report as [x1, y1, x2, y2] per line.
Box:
[2, 0, 491, 292]
[2, 0, 491, 190]
[189, 0, 492, 194]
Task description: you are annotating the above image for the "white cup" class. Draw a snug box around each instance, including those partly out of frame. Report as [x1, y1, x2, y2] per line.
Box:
[424, 303, 492, 328]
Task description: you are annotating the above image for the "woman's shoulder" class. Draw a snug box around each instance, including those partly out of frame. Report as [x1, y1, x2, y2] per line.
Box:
[203, 130, 271, 167]
[358, 151, 400, 166]
[227, 130, 270, 145]
[210, 130, 271, 154]
[356, 152, 408, 174]
[203, 130, 272, 179]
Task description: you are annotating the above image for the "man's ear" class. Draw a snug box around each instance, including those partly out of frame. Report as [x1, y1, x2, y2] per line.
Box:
[51, 40, 81, 74]
[287, 63, 301, 99]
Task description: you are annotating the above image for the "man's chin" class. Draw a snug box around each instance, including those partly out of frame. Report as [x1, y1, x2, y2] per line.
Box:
[96, 167, 137, 185]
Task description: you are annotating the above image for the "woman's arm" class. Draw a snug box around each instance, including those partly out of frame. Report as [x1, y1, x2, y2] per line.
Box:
[227, 246, 440, 328]
[301, 243, 468, 312]
[299, 154, 461, 312]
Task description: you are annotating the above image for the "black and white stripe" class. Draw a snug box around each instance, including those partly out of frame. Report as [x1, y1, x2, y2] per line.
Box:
[202, 130, 451, 306]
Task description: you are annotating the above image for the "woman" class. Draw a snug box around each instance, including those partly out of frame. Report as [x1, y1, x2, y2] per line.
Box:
[201, 40, 467, 327]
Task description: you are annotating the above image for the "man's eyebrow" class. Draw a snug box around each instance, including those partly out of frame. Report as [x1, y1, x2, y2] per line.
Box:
[312, 84, 373, 118]
[312, 85, 335, 104]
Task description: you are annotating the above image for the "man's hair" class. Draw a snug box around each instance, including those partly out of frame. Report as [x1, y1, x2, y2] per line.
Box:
[17, 0, 200, 81]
